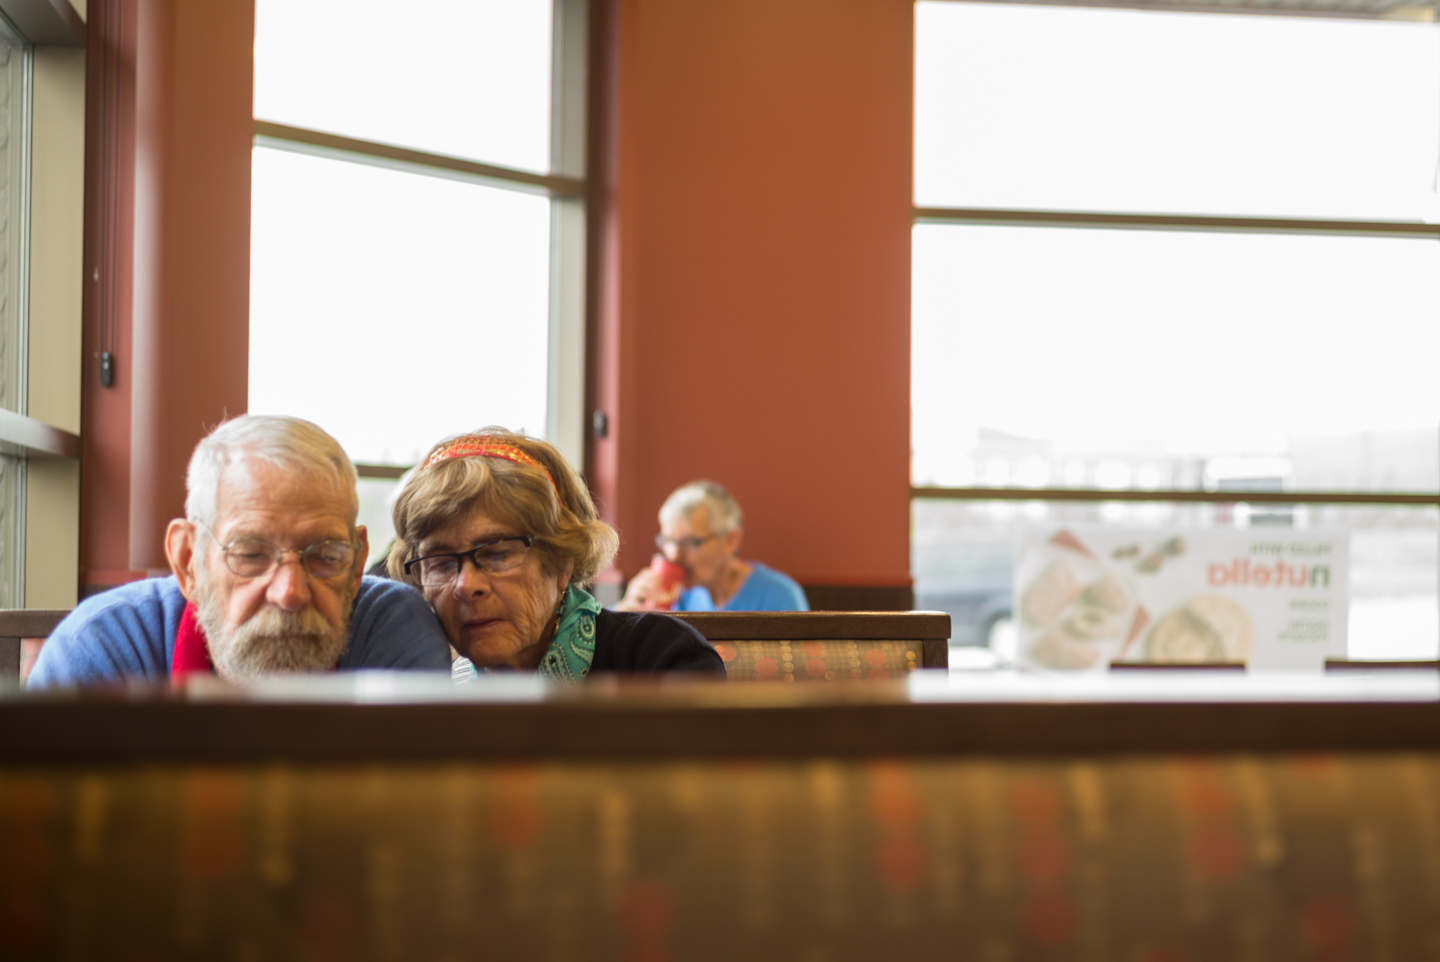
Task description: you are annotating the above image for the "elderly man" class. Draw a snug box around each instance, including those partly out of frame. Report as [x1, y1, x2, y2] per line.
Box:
[615, 480, 808, 612]
[28, 416, 452, 686]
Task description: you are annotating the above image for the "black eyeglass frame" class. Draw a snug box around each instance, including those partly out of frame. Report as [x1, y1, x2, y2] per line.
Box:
[195, 522, 359, 580]
[403, 535, 536, 585]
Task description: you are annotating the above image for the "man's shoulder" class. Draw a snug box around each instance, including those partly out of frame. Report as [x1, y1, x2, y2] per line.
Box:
[354, 574, 426, 609]
[28, 577, 185, 687]
[740, 562, 809, 611]
[749, 561, 801, 587]
[65, 576, 185, 627]
[342, 575, 452, 671]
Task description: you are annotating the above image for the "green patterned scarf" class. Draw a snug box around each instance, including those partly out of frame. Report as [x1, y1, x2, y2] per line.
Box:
[459, 584, 602, 684]
[536, 584, 602, 683]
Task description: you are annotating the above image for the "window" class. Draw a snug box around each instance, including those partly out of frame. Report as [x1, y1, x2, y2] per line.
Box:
[0, 11, 28, 607]
[912, 1, 1440, 662]
[250, 0, 586, 549]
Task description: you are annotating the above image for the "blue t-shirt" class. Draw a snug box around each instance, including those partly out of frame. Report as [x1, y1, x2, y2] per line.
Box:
[676, 561, 809, 612]
[27, 575, 452, 687]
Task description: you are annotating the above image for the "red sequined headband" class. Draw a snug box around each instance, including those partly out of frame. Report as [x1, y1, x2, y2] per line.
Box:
[420, 436, 559, 494]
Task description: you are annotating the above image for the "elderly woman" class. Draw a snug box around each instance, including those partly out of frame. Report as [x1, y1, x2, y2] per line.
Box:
[389, 429, 724, 681]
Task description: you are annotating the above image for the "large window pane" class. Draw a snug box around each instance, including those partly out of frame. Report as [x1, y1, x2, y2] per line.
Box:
[913, 498, 1439, 663]
[0, 17, 26, 608]
[249, 147, 552, 466]
[254, 0, 553, 173]
[912, 224, 1440, 490]
[0, 16, 27, 418]
[915, 2, 1440, 220]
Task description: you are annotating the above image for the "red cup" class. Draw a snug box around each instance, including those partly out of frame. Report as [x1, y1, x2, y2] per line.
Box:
[649, 554, 687, 610]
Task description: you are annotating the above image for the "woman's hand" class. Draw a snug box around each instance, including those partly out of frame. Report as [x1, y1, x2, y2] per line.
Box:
[614, 566, 682, 611]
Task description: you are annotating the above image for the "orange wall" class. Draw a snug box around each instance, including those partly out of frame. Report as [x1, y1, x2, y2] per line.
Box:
[589, 0, 915, 586]
[80, 0, 139, 589]
[82, 0, 253, 584]
[129, 0, 253, 572]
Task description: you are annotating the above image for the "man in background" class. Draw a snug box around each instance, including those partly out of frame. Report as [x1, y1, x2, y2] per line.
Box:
[615, 480, 808, 612]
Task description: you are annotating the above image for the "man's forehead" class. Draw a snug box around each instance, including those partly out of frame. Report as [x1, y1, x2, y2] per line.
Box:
[216, 457, 355, 521]
[668, 505, 713, 534]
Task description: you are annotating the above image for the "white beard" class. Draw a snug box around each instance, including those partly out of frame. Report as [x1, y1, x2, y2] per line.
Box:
[193, 562, 354, 681]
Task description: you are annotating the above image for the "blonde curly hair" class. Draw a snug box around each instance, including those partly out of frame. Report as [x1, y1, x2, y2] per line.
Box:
[388, 428, 617, 588]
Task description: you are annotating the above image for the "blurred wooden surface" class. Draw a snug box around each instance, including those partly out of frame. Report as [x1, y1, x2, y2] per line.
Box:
[3, 752, 1440, 959]
[5, 674, 1440, 763]
[6, 674, 1440, 958]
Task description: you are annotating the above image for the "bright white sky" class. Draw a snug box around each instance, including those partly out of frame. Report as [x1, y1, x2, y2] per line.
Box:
[912, 2, 1440, 484]
[915, 1, 1440, 220]
[250, 0, 554, 466]
[249, 148, 551, 467]
[253, 0, 553, 173]
[249, 0, 1440, 474]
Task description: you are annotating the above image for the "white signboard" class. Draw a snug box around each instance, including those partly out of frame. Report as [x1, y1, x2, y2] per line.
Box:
[1014, 527, 1349, 673]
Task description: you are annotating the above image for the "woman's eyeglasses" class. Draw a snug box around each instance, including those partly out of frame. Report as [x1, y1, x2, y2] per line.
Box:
[404, 536, 535, 586]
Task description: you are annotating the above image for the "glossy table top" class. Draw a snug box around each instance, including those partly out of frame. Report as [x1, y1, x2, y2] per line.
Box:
[4, 666, 1440, 763]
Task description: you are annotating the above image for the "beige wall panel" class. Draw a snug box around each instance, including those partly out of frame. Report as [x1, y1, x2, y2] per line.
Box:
[28, 46, 86, 608]
[29, 46, 85, 434]
[26, 459, 78, 608]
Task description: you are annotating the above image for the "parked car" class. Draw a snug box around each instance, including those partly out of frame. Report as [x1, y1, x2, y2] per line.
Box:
[916, 583, 1012, 648]
[913, 535, 1014, 653]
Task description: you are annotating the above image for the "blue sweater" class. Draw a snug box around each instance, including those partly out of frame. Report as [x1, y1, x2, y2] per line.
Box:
[27, 575, 452, 687]
[676, 561, 810, 612]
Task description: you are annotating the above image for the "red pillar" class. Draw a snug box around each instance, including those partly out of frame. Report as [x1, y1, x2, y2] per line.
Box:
[127, 0, 252, 573]
[80, 0, 138, 591]
[82, 0, 253, 586]
[587, 0, 915, 595]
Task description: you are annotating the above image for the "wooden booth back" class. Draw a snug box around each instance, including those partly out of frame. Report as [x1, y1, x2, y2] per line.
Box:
[0, 609, 69, 683]
[672, 611, 950, 680]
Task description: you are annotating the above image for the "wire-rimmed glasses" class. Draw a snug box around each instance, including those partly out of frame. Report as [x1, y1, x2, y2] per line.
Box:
[196, 523, 358, 580]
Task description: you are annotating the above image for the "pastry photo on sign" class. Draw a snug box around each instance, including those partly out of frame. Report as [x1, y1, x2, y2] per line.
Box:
[1016, 531, 1145, 672]
[1146, 594, 1255, 664]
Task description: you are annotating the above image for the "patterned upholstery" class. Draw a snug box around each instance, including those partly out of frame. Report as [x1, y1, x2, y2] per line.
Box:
[713, 639, 923, 681]
[674, 612, 949, 680]
[4, 754, 1440, 959]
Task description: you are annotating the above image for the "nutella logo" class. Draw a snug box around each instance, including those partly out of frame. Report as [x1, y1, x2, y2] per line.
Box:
[1208, 558, 1331, 589]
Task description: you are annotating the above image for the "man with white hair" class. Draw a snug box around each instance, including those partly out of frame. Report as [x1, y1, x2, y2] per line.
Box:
[28, 415, 452, 686]
[615, 480, 809, 612]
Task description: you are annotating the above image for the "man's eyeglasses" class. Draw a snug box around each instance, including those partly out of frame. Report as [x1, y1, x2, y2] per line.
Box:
[655, 533, 718, 554]
[198, 524, 357, 580]
[403, 536, 535, 587]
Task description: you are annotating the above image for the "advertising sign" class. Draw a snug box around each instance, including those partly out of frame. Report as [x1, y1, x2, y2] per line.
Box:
[1015, 527, 1349, 673]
